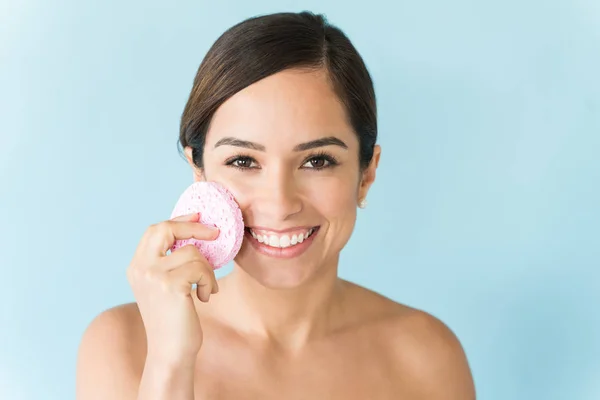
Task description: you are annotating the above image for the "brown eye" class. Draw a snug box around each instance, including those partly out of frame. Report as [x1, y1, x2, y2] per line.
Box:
[309, 158, 327, 168]
[226, 156, 258, 169]
[302, 154, 337, 169]
[234, 158, 253, 168]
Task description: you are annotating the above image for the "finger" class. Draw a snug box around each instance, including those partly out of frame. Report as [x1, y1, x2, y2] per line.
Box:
[170, 212, 201, 223]
[156, 244, 207, 272]
[167, 261, 217, 298]
[144, 219, 219, 256]
[196, 283, 212, 303]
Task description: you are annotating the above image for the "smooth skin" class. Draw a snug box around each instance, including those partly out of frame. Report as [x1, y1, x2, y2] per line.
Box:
[76, 68, 476, 399]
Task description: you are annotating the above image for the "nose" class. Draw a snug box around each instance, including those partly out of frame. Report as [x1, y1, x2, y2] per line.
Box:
[252, 166, 302, 221]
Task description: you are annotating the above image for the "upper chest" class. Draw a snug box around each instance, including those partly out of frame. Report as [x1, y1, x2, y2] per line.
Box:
[191, 329, 405, 400]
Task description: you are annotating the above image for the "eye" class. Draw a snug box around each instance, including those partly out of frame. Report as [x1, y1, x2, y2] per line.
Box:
[225, 155, 258, 170]
[302, 153, 339, 170]
[305, 157, 328, 169]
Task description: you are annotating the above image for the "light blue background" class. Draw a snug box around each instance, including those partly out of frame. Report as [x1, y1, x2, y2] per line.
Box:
[1, 0, 599, 399]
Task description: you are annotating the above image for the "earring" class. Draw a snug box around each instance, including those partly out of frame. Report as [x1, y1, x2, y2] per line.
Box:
[358, 198, 368, 209]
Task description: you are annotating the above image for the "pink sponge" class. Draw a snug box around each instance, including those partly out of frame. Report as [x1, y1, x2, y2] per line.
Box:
[170, 181, 245, 269]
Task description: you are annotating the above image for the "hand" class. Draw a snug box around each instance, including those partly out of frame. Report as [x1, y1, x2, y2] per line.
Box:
[126, 212, 219, 365]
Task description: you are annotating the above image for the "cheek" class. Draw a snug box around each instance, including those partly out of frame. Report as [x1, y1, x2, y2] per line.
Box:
[307, 176, 358, 254]
[305, 176, 358, 219]
[200, 161, 254, 203]
[227, 179, 255, 210]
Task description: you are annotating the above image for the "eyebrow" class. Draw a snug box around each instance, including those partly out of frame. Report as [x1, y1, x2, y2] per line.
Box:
[213, 136, 348, 152]
[213, 137, 265, 151]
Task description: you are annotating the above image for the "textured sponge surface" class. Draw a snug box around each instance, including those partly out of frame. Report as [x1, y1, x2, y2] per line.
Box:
[170, 182, 245, 269]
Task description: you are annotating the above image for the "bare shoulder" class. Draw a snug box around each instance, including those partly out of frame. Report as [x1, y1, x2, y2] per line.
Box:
[78, 302, 147, 364]
[343, 281, 476, 399]
[76, 303, 146, 399]
[78, 302, 146, 354]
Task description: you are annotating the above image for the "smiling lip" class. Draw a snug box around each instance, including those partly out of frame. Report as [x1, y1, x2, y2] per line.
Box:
[244, 226, 320, 259]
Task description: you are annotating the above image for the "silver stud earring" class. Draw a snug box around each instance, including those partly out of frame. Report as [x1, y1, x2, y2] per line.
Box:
[358, 198, 368, 209]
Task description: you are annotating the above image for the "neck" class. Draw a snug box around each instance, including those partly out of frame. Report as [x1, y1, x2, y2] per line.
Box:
[217, 259, 346, 351]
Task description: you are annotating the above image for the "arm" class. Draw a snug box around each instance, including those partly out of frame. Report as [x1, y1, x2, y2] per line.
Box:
[137, 356, 196, 400]
[76, 305, 197, 400]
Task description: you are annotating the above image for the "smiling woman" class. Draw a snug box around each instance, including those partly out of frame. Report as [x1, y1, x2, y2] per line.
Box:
[76, 11, 475, 400]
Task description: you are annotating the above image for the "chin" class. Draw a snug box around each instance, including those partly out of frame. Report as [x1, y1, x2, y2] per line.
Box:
[234, 251, 321, 290]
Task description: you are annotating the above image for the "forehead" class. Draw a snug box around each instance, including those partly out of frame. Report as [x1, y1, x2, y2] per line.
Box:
[205, 68, 357, 149]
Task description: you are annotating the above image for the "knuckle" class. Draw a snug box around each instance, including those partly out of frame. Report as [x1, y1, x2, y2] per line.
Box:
[147, 221, 170, 238]
[145, 223, 159, 237]
[181, 244, 198, 256]
[181, 261, 204, 279]
[190, 259, 209, 273]
[183, 245, 205, 262]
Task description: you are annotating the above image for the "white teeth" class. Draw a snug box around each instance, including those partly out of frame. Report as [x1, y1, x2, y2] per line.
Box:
[268, 235, 279, 247]
[249, 228, 316, 248]
[279, 235, 291, 248]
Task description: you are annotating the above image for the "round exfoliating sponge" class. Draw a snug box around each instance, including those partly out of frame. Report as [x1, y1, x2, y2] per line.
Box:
[170, 181, 244, 269]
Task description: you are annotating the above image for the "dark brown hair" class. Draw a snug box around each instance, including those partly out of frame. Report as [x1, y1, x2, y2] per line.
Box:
[179, 11, 377, 171]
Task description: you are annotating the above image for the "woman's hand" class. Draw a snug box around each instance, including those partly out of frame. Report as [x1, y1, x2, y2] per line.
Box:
[127, 212, 219, 365]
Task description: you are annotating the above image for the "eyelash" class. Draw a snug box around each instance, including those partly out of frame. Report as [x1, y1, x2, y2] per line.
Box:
[224, 151, 340, 171]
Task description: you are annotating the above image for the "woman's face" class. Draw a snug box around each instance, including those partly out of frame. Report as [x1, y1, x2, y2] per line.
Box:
[188, 68, 380, 288]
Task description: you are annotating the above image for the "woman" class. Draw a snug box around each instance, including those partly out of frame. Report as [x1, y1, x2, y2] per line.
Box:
[76, 11, 475, 400]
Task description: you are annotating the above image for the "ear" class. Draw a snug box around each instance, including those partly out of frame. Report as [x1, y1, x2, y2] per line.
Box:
[357, 145, 381, 204]
[183, 146, 205, 182]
